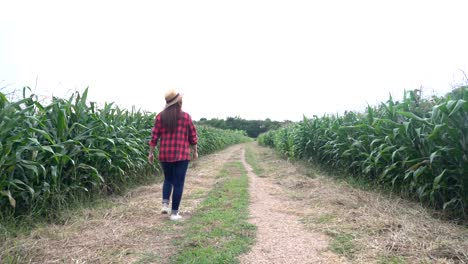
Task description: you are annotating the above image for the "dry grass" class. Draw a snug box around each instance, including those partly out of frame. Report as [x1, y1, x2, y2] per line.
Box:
[250, 142, 468, 264]
[3, 145, 243, 264]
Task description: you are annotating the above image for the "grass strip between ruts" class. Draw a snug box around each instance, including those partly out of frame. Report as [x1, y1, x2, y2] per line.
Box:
[170, 161, 256, 264]
[244, 144, 264, 176]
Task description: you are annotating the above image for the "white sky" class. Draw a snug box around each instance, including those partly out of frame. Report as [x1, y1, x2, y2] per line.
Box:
[1, 0, 467, 121]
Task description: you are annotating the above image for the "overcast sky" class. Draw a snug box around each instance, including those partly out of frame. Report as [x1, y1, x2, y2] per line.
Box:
[1, 0, 467, 121]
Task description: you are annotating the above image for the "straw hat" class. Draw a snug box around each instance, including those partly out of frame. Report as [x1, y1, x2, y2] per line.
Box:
[164, 89, 183, 109]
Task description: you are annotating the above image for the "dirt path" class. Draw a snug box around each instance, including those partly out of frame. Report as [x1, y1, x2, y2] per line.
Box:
[14, 145, 243, 263]
[238, 148, 341, 264]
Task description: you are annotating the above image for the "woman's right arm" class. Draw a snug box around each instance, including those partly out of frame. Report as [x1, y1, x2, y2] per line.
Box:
[191, 144, 198, 160]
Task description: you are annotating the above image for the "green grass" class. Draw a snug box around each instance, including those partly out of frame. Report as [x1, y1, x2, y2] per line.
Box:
[244, 144, 264, 176]
[315, 214, 336, 224]
[329, 232, 357, 258]
[134, 252, 162, 264]
[170, 161, 256, 264]
[378, 256, 406, 264]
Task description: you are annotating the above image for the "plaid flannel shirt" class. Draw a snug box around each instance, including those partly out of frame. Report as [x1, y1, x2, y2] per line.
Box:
[149, 111, 198, 162]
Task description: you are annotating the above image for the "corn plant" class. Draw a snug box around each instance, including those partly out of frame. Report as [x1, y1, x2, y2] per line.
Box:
[0, 88, 250, 218]
[259, 87, 468, 218]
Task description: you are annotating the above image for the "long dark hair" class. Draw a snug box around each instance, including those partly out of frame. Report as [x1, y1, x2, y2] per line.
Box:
[160, 101, 182, 133]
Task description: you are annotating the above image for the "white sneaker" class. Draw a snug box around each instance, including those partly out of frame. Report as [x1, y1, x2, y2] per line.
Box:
[161, 205, 170, 214]
[170, 213, 182, 221]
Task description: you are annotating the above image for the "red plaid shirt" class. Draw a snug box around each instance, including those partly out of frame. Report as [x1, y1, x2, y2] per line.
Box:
[149, 111, 198, 162]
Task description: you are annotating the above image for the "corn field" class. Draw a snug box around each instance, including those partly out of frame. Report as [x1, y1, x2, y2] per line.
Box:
[0, 88, 249, 217]
[259, 87, 468, 218]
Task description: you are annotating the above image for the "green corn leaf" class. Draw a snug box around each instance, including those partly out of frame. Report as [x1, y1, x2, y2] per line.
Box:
[77, 163, 105, 183]
[433, 169, 447, 189]
[443, 198, 460, 210]
[51, 165, 58, 180]
[447, 99, 457, 109]
[0, 190, 16, 207]
[30, 128, 55, 144]
[57, 109, 67, 141]
[429, 151, 438, 165]
[428, 124, 446, 140]
[403, 122, 410, 134]
[448, 99, 466, 117]
[11, 179, 35, 196]
[41, 145, 55, 154]
[413, 166, 426, 181]
[19, 162, 39, 176]
[28, 138, 40, 145]
[397, 111, 429, 123]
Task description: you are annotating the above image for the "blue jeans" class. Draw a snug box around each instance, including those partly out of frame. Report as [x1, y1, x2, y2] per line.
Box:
[161, 160, 189, 214]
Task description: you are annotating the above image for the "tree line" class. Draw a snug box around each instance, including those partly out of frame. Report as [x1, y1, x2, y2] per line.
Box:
[196, 116, 291, 138]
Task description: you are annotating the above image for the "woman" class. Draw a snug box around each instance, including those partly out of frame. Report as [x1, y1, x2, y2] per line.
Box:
[148, 89, 198, 221]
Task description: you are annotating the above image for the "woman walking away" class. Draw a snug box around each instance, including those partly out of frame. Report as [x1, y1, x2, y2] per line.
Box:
[148, 89, 198, 221]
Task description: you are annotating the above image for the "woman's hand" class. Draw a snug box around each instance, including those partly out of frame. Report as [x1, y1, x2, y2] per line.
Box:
[191, 145, 198, 160]
[148, 152, 154, 164]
